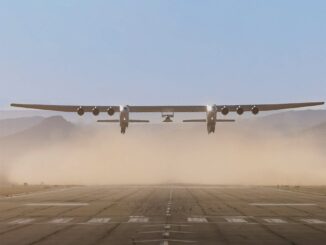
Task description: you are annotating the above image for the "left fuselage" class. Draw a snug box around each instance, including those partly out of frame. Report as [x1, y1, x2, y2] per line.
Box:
[119, 106, 129, 133]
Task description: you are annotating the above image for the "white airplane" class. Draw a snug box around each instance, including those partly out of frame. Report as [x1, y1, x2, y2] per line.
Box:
[11, 102, 324, 134]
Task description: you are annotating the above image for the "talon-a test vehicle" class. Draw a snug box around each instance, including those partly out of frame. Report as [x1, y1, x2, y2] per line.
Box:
[11, 102, 324, 134]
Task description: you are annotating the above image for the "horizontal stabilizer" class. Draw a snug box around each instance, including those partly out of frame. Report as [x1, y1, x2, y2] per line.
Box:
[129, 120, 150, 123]
[183, 119, 206, 122]
[97, 120, 119, 123]
[183, 119, 235, 123]
[216, 119, 235, 122]
[97, 119, 150, 123]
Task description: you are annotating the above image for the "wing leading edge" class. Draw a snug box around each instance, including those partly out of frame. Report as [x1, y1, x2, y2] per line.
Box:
[11, 102, 324, 113]
[10, 104, 120, 112]
[11, 101, 324, 134]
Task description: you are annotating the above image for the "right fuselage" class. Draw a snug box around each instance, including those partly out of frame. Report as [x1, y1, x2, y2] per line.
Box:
[206, 105, 217, 134]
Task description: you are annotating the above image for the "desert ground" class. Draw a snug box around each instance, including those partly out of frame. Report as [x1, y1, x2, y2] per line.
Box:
[1, 110, 326, 244]
[2, 185, 326, 244]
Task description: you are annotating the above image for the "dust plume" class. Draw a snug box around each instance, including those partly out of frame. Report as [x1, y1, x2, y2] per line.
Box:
[5, 123, 326, 185]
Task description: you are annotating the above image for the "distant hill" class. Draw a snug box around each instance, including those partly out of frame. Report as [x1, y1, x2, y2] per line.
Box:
[0, 109, 96, 124]
[0, 116, 76, 158]
[2, 116, 76, 143]
[0, 110, 58, 120]
[1, 109, 326, 139]
[0, 116, 44, 137]
[242, 110, 326, 134]
[0, 116, 77, 184]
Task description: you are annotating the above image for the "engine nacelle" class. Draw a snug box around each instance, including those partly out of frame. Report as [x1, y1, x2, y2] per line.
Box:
[221, 106, 229, 115]
[107, 107, 115, 116]
[92, 107, 100, 116]
[251, 106, 259, 115]
[236, 106, 244, 115]
[77, 107, 84, 116]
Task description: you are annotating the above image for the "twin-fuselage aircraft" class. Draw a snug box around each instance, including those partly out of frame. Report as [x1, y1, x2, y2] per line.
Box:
[11, 102, 324, 134]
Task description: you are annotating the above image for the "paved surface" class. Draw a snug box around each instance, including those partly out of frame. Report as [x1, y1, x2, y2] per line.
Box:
[1, 186, 326, 244]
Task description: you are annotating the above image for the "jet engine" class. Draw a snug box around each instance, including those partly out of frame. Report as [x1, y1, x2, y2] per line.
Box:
[221, 106, 229, 115]
[107, 107, 115, 116]
[77, 107, 84, 116]
[251, 106, 259, 115]
[236, 106, 244, 115]
[92, 107, 100, 116]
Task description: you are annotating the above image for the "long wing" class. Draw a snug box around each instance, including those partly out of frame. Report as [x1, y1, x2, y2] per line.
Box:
[130, 102, 324, 112]
[216, 102, 324, 112]
[11, 102, 324, 113]
[10, 104, 207, 112]
[10, 104, 120, 112]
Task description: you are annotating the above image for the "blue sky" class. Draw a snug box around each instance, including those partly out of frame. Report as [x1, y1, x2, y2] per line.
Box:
[0, 0, 325, 109]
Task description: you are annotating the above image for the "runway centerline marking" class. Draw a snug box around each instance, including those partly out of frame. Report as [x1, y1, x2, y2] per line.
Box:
[49, 218, 74, 224]
[301, 219, 326, 224]
[250, 203, 316, 206]
[264, 218, 287, 224]
[87, 218, 111, 224]
[134, 239, 196, 244]
[225, 217, 248, 223]
[169, 189, 173, 201]
[10, 218, 35, 224]
[24, 202, 89, 206]
[187, 217, 208, 223]
[128, 216, 149, 223]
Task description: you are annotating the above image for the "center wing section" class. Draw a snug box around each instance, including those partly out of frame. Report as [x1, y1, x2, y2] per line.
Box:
[129, 106, 206, 113]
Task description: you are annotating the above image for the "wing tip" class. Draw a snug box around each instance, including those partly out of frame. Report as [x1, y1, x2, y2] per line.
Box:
[311, 101, 325, 106]
[10, 103, 32, 109]
[10, 103, 20, 107]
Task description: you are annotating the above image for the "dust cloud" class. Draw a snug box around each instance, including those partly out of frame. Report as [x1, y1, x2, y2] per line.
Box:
[6, 124, 326, 185]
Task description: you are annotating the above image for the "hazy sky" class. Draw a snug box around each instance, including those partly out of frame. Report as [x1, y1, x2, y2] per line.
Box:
[1, 1, 325, 109]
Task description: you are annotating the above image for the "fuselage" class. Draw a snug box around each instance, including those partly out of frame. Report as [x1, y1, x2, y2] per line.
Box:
[119, 106, 129, 134]
[206, 105, 217, 133]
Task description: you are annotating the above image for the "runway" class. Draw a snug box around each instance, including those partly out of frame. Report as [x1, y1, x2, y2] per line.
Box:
[1, 185, 326, 244]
